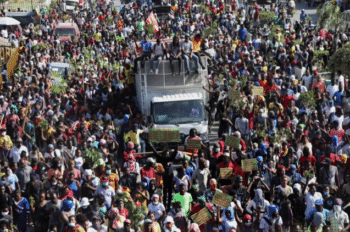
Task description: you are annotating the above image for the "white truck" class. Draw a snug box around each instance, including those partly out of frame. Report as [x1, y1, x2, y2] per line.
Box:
[135, 58, 210, 143]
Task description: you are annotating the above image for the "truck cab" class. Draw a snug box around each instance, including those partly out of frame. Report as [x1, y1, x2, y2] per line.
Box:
[135, 58, 209, 143]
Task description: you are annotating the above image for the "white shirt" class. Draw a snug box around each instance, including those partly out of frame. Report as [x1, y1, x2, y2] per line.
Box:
[343, 117, 350, 135]
[246, 199, 270, 222]
[95, 185, 115, 208]
[327, 85, 339, 98]
[305, 192, 323, 217]
[148, 202, 166, 220]
[1, 29, 8, 38]
[302, 75, 313, 89]
[339, 75, 345, 88]
[221, 215, 237, 232]
[259, 215, 283, 232]
[10, 145, 29, 163]
[87, 225, 108, 232]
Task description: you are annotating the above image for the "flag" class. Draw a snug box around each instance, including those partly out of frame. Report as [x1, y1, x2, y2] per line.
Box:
[146, 12, 159, 33]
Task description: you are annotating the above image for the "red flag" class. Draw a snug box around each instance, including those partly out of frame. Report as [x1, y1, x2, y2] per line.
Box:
[146, 12, 159, 33]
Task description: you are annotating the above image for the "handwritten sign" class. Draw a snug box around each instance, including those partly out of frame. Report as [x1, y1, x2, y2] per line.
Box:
[241, 159, 258, 172]
[220, 168, 233, 179]
[148, 128, 180, 143]
[252, 86, 264, 96]
[186, 139, 201, 150]
[225, 135, 240, 149]
[228, 90, 240, 100]
[212, 191, 233, 208]
[190, 207, 212, 226]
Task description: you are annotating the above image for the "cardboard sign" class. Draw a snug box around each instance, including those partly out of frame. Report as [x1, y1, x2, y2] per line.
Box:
[228, 90, 240, 100]
[225, 135, 240, 149]
[220, 167, 233, 179]
[241, 159, 258, 172]
[186, 139, 201, 150]
[212, 191, 233, 208]
[252, 86, 264, 96]
[148, 128, 180, 142]
[190, 207, 212, 226]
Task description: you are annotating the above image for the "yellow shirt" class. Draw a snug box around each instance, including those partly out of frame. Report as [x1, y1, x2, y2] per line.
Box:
[94, 32, 102, 42]
[124, 129, 142, 146]
[192, 38, 202, 52]
[0, 135, 13, 149]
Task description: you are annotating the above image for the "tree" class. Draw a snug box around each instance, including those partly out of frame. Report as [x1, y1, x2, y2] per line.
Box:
[328, 42, 350, 77]
[259, 11, 275, 26]
[317, 2, 350, 46]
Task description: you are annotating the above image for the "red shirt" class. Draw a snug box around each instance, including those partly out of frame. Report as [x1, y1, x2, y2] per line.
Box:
[185, 136, 201, 154]
[119, 208, 129, 218]
[140, 167, 155, 179]
[320, 154, 340, 166]
[264, 83, 279, 93]
[218, 140, 225, 153]
[280, 95, 296, 108]
[299, 155, 317, 166]
[330, 129, 345, 142]
[218, 161, 234, 168]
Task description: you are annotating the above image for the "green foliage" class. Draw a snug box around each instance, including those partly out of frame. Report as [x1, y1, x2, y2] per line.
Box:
[83, 149, 102, 168]
[146, 24, 155, 38]
[299, 90, 316, 111]
[328, 42, 350, 76]
[115, 192, 146, 229]
[294, 40, 304, 46]
[255, 129, 266, 139]
[316, 2, 350, 32]
[29, 196, 35, 206]
[269, 25, 284, 42]
[203, 21, 218, 37]
[259, 11, 275, 26]
[37, 119, 48, 130]
[48, 0, 57, 11]
[228, 79, 238, 88]
[199, 3, 212, 15]
[50, 71, 68, 94]
[105, 16, 113, 25]
[240, 75, 248, 88]
[313, 49, 329, 70]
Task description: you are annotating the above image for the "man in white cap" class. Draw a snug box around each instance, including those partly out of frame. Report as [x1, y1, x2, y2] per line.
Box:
[163, 216, 181, 232]
[79, 197, 91, 215]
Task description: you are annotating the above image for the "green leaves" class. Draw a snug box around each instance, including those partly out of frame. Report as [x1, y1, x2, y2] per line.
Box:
[328, 42, 350, 77]
[146, 24, 155, 38]
[82, 149, 102, 168]
[260, 11, 275, 26]
[50, 71, 68, 94]
[37, 119, 48, 130]
[299, 90, 316, 111]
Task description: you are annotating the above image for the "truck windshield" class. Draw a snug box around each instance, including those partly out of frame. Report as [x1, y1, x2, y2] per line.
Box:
[153, 100, 206, 124]
[54, 28, 76, 37]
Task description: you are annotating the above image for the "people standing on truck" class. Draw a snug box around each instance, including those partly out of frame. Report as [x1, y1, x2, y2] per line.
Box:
[203, 85, 220, 133]
[134, 35, 153, 73]
[181, 34, 200, 75]
[168, 36, 182, 76]
[150, 39, 166, 75]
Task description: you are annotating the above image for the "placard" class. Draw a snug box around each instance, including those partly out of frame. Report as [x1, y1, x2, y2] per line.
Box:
[186, 139, 201, 150]
[220, 167, 233, 179]
[241, 159, 258, 172]
[228, 90, 240, 100]
[252, 86, 264, 96]
[190, 207, 212, 226]
[225, 135, 240, 149]
[212, 191, 233, 208]
[148, 128, 180, 142]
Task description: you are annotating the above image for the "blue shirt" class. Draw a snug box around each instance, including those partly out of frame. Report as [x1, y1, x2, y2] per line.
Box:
[333, 91, 344, 106]
[140, 41, 153, 55]
[238, 28, 247, 41]
[306, 208, 329, 223]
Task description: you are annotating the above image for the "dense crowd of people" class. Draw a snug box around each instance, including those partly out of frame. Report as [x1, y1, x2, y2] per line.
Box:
[0, 0, 350, 231]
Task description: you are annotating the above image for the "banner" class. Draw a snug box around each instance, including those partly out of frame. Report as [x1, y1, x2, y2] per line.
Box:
[190, 207, 212, 226]
[252, 86, 264, 96]
[148, 128, 180, 143]
[225, 135, 240, 149]
[241, 159, 258, 172]
[146, 12, 159, 33]
[220, 167, 233, 179]
[212, 191, 233, 208]
[186, 139, 201, 150]
[228, 90, 240, 100]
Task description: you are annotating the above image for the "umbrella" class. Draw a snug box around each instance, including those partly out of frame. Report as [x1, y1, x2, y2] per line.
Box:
[0, 17, 20, 26]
